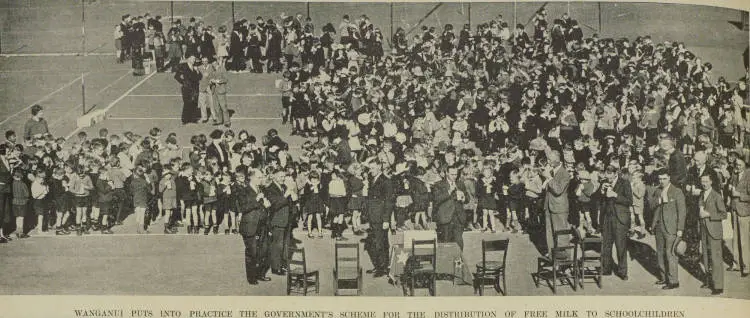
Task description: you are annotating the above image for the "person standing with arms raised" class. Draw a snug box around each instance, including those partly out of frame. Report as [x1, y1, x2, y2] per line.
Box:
[600, 165, 633, 281]
[238, 169, 272, 285]
[542, 150, 570, 256]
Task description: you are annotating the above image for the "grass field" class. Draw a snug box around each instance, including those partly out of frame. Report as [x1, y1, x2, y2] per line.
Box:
[0, 1, 748, 297]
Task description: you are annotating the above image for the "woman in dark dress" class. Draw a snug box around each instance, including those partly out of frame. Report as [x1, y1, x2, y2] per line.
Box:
[174, 55, 202, 124]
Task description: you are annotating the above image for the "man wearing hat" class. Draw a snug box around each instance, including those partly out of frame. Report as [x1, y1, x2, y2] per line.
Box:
[651, 169, 686, 290]
[698, 174, 727, 295]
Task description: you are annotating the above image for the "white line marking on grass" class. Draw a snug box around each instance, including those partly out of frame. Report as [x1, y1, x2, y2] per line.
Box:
[0, 73, 88, 126]
[49, 70, 132, 131]
[127, 93, 281, 97]
[108, 117, 282, 120]
[65, 71, 157, 140]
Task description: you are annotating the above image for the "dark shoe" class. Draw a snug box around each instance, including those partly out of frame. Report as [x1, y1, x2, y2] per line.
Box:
[248, 280, 258, 285]
[654, 280, 666, 285]
[335, 236, 348, 241]
[618, 273, 629, 281]
[726, 264, 740, 271]
[742, 273, 749, 277]
[56, 230, 69, 236]
[0, 237, 7, 244]
[373, 271, 386, 278]
[232, 229, 238, 234]
[700, 282, 711, 289]
[164, 227, 173, 234]
[101, 229, 114, 235]
[602, 271, 613, 276]
[662, 283, 680, 290]
[225, 229, 231, 235]
[366, 269, 377, 274]
[213, 226, 219, 235]
[257, 276, 271, 282]
[711, 289, 723, 295]
[271, 269, 286, 276]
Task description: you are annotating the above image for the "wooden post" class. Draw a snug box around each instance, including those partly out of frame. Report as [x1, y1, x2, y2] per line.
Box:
[390, 2, 394, 45]
[468, 2, 472, 28]
[81, 0, 86, 115]
[170, 1, 174, 24]
[306, 1, 310, 18]
[232, 1, 235, 25]
[598, 2, 602, 33]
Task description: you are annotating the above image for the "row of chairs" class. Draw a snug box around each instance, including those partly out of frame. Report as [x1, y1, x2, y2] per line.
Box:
[532, 227, 604, 294]
[285, 239, 513, 296]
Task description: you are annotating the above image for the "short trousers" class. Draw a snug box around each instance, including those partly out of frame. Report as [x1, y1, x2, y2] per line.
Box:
[12, 204, 27, 218]
[74, 196, 90, 208]
[32, 199, 47, 216]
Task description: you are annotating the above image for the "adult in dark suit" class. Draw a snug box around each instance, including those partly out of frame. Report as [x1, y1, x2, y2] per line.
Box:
[651, 169, 686, 290]
[364, 160, 393, 277]
[543, 151, 570, 255]
[600, 165, 633, 280]
[698, 174, 727, 295]
[0, 144, 11, 243]
[228, 23, 246, 71]
[206, 129, 230, 169]
[174, 55, 202, 124]
[238, 170, 272, 284]
[661, 138, 687, 188]
[264, 169, 292, 275]
[433, 166, 466, 250]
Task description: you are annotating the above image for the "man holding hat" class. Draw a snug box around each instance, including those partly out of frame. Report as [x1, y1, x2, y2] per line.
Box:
[651, 168, 686, 290]
[698, 174, 727, 295]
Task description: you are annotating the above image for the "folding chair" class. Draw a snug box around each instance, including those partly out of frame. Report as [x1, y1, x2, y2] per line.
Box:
[333, 242, 363, 296]
[474, 239, 510, 296]
[287, 247, 320, 296]
[533, 228, 579, 294]
[408, 239, 437, 296]
[573, 228, 603, 289]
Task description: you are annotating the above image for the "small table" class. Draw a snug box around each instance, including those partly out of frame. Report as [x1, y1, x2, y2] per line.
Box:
[388, 242, 472, 288]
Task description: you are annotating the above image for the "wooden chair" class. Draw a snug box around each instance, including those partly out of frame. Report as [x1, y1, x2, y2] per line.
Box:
[533, 228, 579, 294]
[333, 242, 363, 296]
[473, 239, 510, 296]
[407, 239, 437, 296]
[573, 228, 603, 289]
[286, 247, 319, 296]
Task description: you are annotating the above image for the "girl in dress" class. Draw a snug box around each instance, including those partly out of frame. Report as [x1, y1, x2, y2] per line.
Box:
[176, 163, 199, 234]
[346, 163, 367, 235]
[477, 166, 500, 232]
[159, 169, 178, 234]
[303, 171, 325, 238]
